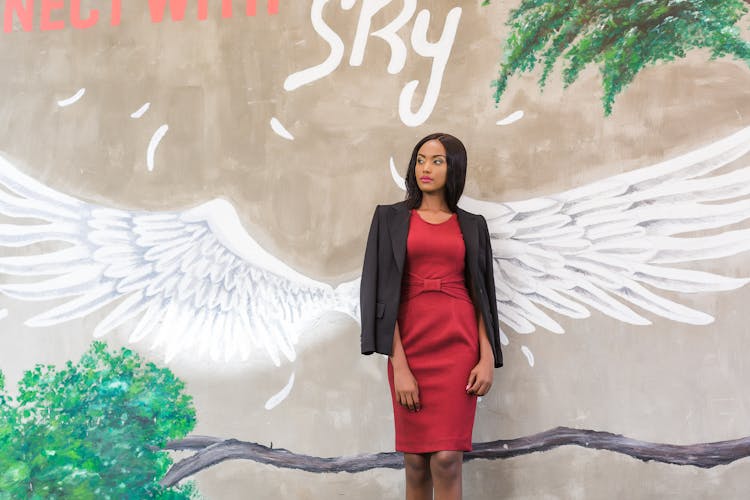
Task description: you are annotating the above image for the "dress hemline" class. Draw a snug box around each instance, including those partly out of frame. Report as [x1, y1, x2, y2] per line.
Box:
[395, 437, 473, 454]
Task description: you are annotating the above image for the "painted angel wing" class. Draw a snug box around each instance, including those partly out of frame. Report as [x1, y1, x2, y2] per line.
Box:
[0, 155, 358, 365]
[392, 127, 750, 345]
[466, 126, 750, 343]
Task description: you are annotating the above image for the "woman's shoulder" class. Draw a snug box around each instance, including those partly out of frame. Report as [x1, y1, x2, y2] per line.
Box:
[374, 200, 409, 213]
[456, 206, 486, 223]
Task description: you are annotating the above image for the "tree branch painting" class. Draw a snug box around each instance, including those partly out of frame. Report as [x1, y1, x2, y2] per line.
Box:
[484, 0, 750, 114]
[161, 427, 750, 486]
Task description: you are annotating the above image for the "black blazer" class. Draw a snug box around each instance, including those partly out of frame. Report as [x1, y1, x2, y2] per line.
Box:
[360, 200, 503, 368]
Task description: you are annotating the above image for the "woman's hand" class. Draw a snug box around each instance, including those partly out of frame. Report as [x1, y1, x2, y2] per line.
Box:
[393, 364, 421, 412]
[466, 357, 494, 396]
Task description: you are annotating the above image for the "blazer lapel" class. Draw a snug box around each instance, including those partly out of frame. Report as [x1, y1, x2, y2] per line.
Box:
[389, 202, 410, 273]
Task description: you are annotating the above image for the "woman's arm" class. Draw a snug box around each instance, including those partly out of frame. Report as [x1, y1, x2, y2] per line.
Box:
[359, 206, 380, 355]
[480, 215, 503, 368]
[390, 322, 421, 412]
[467, 302, 495, 396]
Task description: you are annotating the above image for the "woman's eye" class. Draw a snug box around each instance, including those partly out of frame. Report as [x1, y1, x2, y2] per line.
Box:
[434, 159, 443, 165]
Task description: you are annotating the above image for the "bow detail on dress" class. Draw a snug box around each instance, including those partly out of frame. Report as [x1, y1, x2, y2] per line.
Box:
[402, 273, 472, 303]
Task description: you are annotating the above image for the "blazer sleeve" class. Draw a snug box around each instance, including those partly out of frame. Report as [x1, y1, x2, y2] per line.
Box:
[359, 206, 380, 355]
[480, 215, 504, 368]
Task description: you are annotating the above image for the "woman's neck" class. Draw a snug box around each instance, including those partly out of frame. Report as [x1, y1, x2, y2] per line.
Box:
[419, 192, 450, 212]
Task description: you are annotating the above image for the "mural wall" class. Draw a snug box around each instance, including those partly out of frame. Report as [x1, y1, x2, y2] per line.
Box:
[2, 0, 750, 498]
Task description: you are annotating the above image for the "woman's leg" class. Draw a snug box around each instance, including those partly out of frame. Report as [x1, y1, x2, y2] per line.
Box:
[404, 452, 432, 500]
[430, 450, 463, 500]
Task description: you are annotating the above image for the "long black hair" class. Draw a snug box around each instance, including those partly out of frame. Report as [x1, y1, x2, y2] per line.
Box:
[404, 133, 467, 212]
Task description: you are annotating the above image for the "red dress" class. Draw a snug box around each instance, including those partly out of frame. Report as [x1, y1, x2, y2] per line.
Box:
[387, 210, 480, 453]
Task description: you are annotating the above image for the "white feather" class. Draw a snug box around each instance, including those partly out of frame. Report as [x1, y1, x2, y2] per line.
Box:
[439, 127, 750, 341]
[264, 372, 296, 410]
[0, 157, 354, 365]
[389, 157, 407, 191]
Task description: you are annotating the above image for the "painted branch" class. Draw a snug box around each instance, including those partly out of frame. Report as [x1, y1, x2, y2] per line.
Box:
[161, 426, 750, 487]
[161, 438, 403, 486]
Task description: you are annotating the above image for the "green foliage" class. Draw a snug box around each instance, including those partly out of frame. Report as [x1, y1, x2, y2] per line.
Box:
[0, 342, 198, 499]
[484, 0, 750, 114]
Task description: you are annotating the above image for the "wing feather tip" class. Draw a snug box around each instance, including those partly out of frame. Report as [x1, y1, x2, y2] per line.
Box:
[24, 315, 60, 328]
[92, 326, 112, 338]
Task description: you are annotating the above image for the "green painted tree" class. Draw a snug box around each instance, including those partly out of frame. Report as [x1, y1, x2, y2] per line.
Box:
[484, 0, 750, 114]
[0, 342, 198, 499]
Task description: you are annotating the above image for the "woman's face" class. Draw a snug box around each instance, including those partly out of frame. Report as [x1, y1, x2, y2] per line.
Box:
[415, 139, 448, 195]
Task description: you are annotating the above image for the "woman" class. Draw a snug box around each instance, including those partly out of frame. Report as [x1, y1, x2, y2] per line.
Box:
[360, 133, 503, 499]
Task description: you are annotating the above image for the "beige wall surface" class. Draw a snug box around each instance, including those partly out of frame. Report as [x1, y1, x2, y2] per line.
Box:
[2, 1, 750, 498]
